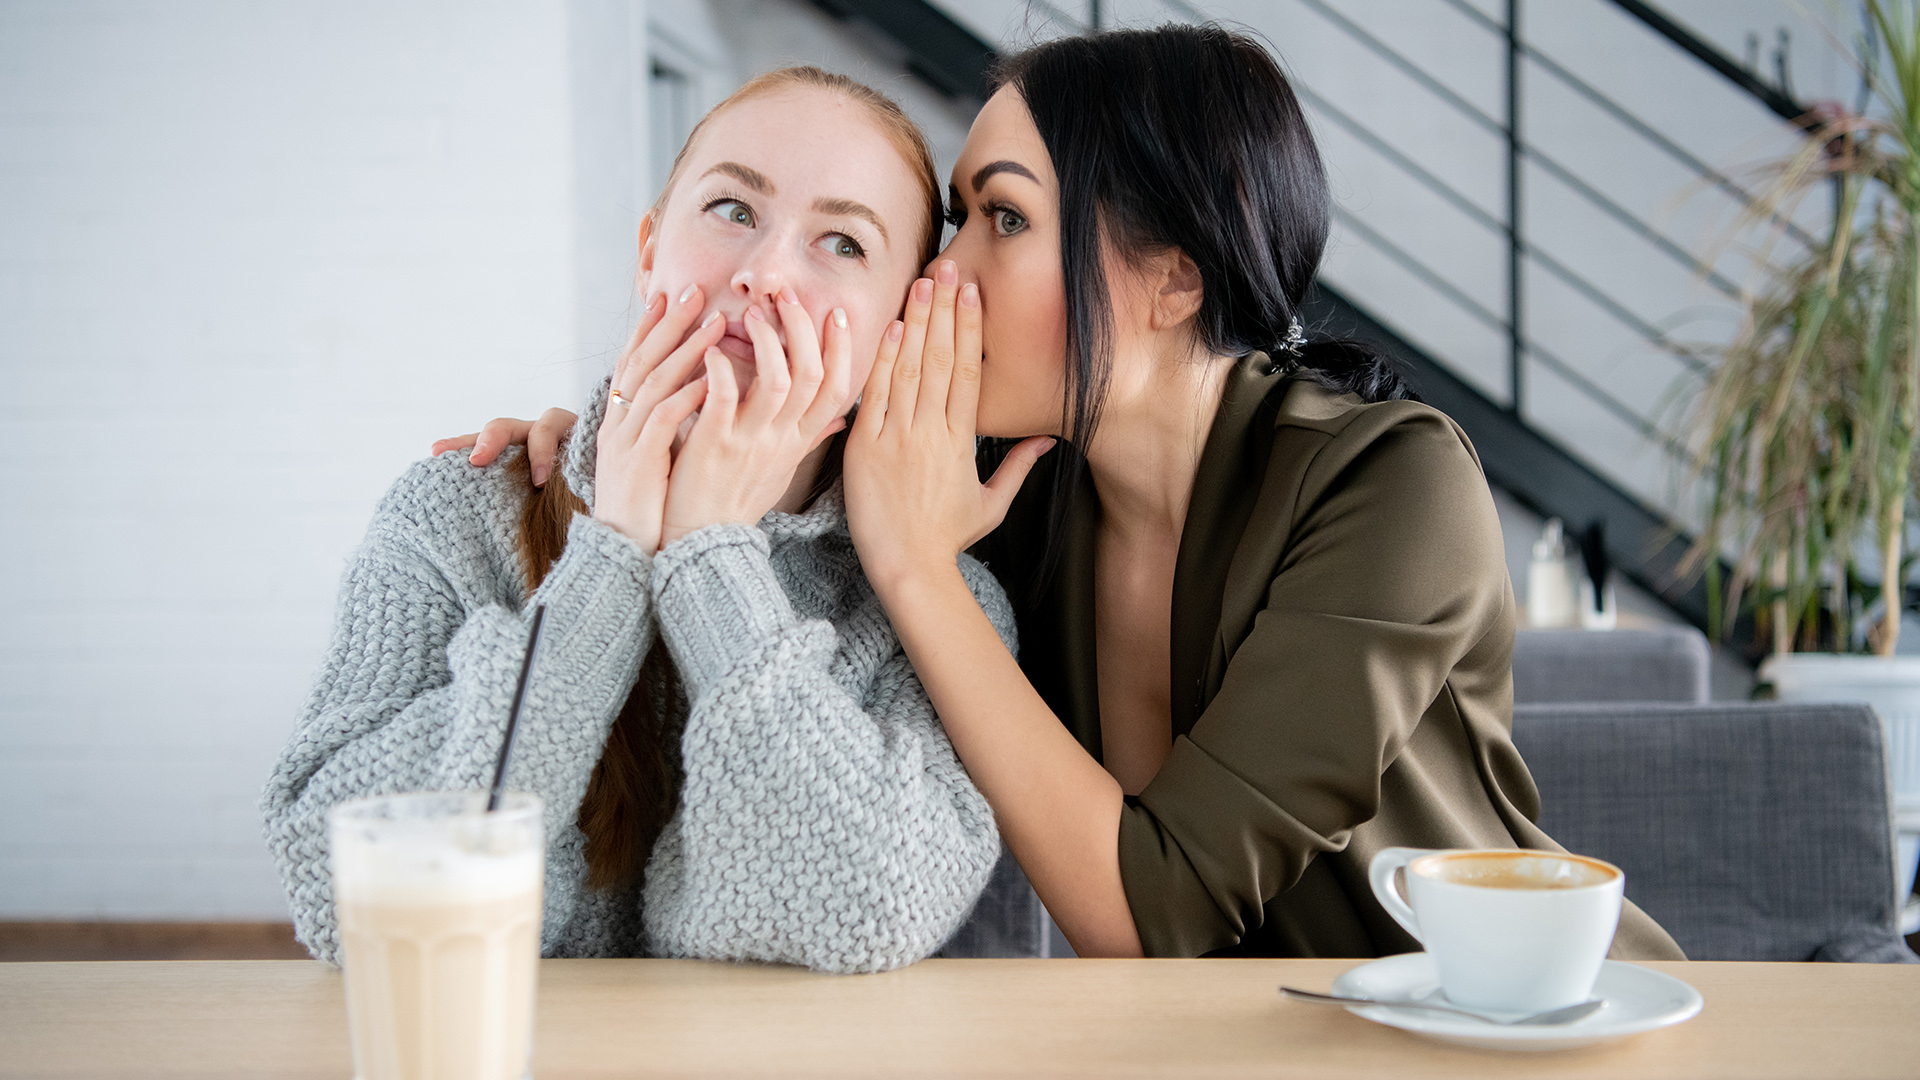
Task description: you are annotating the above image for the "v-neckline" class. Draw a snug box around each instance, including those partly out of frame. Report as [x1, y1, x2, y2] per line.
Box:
[1049, 352, 1290, 761]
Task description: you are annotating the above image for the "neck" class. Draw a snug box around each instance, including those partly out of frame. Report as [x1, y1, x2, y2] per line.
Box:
[1081, 344, 1234, 543]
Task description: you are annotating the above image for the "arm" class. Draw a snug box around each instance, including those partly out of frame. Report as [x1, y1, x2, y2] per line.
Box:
[267, 284, 721, 962]
[868, 559, 1139, 957]
[638, 524, 1007, 973]
[846, 262, 1510, 957]
[842, 265, 1137, 956]
[259, 460, 656, 963]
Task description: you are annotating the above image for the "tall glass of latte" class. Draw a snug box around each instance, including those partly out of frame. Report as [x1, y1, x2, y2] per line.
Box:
[329, 792, 544, 1080]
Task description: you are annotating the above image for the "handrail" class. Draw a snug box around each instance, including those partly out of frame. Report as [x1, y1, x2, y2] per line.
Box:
[1607, 0, 1811, 123]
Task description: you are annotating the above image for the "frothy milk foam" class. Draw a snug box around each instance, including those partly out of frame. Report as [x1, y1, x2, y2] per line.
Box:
[333, 798, 542, 1080]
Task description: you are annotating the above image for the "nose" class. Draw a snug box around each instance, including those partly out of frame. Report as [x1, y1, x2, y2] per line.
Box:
[925, 246, 974, 286]
[729, 250, 789, 306]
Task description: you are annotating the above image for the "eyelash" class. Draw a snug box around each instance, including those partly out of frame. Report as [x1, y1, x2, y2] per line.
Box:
[946, 199, 1027, 237]
[701, 191, 868, 261]
[701, 190, 755, 226]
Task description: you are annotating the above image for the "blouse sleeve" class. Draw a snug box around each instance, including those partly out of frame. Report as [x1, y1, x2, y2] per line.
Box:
[1115, 410, 1512, 956]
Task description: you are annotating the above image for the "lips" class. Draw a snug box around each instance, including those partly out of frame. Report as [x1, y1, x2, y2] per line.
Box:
[716, 327, 756, 363]
[714, 315, 789, 363]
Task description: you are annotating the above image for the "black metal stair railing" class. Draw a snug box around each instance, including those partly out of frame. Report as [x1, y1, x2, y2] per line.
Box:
[1277, 0, 1814, 644]
[816, 0, 1820, 649]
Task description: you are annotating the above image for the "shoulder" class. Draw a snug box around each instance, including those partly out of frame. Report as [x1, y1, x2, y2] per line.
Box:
[357, 448, 534, 598]
[1268, 379, 1487, 510]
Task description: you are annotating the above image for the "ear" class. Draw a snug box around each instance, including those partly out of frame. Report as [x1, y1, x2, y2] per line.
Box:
[1148, 249, 1204, 330]
[635, 212, 658, 285]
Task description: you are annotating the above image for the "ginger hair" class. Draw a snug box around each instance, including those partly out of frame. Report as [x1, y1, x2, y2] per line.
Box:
[529, 67, 941, 893]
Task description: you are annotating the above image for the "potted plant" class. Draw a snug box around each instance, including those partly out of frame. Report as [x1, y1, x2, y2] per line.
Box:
[1677, 0, 1920, 914]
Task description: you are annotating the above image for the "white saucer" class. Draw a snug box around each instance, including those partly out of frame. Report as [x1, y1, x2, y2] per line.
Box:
[1326, 953, 1703, 1052]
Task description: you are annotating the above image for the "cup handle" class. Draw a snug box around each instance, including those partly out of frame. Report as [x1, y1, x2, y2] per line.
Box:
[1368, 847, 1431, 946]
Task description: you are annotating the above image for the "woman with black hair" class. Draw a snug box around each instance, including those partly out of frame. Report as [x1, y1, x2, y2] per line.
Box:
[839, 25, 1681, 961]
[456, 24, 1682, 961]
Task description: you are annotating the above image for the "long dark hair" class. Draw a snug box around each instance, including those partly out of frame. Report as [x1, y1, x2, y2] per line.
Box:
[992, 25, 1413, 517]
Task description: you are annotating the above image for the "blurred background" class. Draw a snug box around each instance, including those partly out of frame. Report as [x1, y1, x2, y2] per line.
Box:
[0, 0, 1888, 951]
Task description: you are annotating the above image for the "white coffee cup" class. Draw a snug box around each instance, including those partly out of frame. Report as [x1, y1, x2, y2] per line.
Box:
[1368, 847, 1624, 1013]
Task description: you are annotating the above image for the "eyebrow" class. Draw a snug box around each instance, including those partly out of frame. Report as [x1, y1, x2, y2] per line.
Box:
[812, 197, 889, 244]
[700, 161, 776, 194]
[971, 159, 1040, 193]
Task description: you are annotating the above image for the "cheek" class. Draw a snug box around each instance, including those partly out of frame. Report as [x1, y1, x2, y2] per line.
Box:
[975, 259, 1069, 438]
[983, 275, 1067, 383]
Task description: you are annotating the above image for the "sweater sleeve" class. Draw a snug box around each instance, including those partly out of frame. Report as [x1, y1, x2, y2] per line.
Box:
[641, 524, 1007, 973]
[260, 457, 655, 964]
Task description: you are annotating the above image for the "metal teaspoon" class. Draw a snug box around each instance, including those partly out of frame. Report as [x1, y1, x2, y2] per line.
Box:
[1279, 986, 1608, 1026]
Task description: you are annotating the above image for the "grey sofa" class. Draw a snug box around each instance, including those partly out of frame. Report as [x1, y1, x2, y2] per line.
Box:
[1513, 626, 1711, 705]
[1514, 701, 1916, 962]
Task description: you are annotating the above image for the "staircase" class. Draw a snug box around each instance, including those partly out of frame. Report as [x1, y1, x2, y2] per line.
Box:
[815, 0, 1844, 652]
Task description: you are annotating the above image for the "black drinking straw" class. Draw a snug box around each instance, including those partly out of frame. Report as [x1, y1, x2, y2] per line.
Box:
[486, 603, 547, 813]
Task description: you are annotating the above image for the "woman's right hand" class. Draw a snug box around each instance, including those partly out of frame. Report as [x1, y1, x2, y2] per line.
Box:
[590, 284, 728, 550]
[431, 409, 579, 486]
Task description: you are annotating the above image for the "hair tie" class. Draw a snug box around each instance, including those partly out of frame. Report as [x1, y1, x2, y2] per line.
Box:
[1283, 318, 1307, 356]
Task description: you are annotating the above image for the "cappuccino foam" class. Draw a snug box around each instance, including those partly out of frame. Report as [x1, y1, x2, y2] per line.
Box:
[1413, 852, 1617, 891]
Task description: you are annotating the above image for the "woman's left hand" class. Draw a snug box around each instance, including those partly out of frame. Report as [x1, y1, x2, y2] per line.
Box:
[658, 287, 854, 547]
[844, 261, 1055, 593]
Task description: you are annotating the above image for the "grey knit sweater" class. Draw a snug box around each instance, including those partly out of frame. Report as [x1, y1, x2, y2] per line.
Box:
[262, 378, 1012, 974]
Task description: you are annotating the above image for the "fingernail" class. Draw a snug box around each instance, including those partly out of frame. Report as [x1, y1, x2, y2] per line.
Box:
[780, 285, 799, 305]
[651, 292, 667, 313]
[745, 304, 764, 323]
[701, 310, 722, 327]
[532, 464, 549, 487]
[960, 283, 979, 307]
[832, 308, 847, 329]
[937, 260, 957, 284]
[887, 320, 904, 342]
[913, 279, 933, 303]
[679, 283, 698, 305]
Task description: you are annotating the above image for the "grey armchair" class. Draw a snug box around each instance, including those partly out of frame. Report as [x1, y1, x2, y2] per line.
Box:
[1512, 626, 1711, 705]
[1513, 701, 1916, 962]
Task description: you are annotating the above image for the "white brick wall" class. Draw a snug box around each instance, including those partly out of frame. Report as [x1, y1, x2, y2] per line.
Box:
[0, 0, 970, 921]
[0, 0, 638, 918]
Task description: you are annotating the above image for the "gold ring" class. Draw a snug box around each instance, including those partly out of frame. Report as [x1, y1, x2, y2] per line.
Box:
[609, 389, 631, 408]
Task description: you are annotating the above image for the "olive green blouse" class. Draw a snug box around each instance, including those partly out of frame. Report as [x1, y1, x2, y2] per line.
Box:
[975, 350, 1683, 960]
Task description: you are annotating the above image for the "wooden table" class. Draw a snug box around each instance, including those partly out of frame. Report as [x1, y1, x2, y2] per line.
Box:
[3, 958, 1915, 1078]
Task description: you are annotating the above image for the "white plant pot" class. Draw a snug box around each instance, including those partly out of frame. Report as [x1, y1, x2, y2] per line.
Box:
[1759, 653, 1920, 910]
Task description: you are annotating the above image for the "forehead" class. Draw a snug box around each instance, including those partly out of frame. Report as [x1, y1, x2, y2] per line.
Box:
[954, 87, 1053, 186]
[676, 87, 924, 213]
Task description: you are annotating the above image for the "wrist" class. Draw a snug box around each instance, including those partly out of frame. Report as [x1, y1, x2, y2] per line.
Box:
[592, 505, 661, 552]
[868, 553, 967, 608]
[659, 513, 758, 551]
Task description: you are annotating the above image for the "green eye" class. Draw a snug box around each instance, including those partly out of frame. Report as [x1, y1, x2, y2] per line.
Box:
[993, 208, 1026, 236]
[833, 236, 865, 259]
[708, 199, 754, 226]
